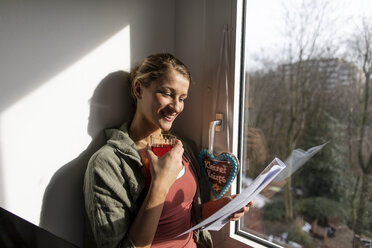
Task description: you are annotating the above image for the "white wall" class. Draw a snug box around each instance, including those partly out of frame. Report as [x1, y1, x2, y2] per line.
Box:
[0, 0, 241, 247]
[0, 0, 175, 246]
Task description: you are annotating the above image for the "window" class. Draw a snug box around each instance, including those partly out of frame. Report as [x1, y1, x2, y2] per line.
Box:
[234, 0, 372, 247]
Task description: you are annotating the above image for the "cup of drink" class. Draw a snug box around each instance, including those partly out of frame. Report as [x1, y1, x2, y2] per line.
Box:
[150, 133, 185, 179]
[150, 134, 177, 157]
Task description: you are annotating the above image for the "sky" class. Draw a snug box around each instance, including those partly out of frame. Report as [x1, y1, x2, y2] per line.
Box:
[245, 0, 372, 70]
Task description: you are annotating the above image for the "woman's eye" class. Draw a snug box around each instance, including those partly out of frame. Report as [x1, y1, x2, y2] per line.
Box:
[161, 91, 172, 96]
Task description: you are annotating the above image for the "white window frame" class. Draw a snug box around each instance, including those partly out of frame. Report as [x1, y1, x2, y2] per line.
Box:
[229, 1, 283, 247]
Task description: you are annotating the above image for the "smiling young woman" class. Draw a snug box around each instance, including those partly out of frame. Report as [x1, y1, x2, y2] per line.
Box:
[83, 53, 251, 248]
[129, 69, 189, 146]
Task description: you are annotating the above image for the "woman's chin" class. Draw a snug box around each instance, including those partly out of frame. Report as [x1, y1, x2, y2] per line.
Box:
[159, 120, 173, 131]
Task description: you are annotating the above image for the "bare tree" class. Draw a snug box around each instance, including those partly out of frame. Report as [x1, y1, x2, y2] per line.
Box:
[280, 0, 333, 221]
[346, 18, 372, 248]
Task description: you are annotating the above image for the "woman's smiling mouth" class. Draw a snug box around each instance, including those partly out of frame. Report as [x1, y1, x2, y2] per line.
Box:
[160, 110, 176, 122]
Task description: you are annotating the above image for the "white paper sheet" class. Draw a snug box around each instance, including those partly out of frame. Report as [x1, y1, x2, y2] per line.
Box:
[274, 142, 327, 182]
[178, 157, 286, 236]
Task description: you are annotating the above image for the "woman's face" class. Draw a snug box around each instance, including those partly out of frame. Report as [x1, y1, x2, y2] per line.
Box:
[137, 70, 190, 132]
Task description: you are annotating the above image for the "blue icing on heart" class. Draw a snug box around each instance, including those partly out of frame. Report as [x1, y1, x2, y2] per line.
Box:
[198, 149, 240, 199]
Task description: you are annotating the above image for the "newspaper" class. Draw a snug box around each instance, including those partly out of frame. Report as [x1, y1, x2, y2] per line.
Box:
[178, 157, 286, 236]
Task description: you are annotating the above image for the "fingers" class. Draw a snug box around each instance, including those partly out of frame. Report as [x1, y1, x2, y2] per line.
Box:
[229, 202, 253, 221]
[229, 211, 245, 221]
[229, 209, 245, 221]
[170, 140, 184, 155]
[145, 144, 158, 163]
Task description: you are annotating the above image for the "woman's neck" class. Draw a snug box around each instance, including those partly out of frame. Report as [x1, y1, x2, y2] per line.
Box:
[129, 113, 162, 150]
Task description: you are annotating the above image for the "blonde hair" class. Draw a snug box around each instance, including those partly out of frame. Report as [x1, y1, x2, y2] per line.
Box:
[129, 53, 191, 102]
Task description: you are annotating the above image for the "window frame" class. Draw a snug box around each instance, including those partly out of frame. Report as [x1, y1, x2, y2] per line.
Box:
[229, 1, 284, 247]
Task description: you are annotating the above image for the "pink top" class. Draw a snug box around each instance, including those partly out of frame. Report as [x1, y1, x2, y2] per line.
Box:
[140, 152, 197, 248]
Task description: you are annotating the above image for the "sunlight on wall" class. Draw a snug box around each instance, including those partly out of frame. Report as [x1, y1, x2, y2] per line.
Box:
[0, 25, 130, 225]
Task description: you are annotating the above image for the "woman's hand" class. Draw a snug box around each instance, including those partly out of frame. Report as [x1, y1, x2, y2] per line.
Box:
[130, 140, 183, 248]
[146, 140, 184, 193]
[229, 199, 253, 221]
[202, 196, 253, 221]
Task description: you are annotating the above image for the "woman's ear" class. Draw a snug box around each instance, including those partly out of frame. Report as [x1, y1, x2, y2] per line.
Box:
[133, 80, 142, 100]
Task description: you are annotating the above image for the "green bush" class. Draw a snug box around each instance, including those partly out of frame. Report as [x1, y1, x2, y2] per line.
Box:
[263, 198, 286, 221]
[263, 196, 348, 229]
[287, 217, 312, 247]
[295, 197, 347, 226]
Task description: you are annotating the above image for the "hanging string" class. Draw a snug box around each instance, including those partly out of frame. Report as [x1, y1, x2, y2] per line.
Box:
[214, 24, 231, 152]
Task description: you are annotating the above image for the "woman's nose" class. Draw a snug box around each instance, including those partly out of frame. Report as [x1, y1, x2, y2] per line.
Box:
[170, 98, 182, 113]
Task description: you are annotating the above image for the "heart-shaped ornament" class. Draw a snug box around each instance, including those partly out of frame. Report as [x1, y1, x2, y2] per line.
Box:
[199, 149, 240, 199]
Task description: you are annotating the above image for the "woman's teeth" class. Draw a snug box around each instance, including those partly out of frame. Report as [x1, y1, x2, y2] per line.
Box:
[161, 111, 175, 122]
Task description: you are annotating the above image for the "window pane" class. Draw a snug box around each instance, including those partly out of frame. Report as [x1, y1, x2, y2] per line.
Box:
[239, 1, 372, 247]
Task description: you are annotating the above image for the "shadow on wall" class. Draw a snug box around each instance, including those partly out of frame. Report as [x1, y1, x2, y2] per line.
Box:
[39, 71, 134, 247]
[0, 1, 176, 246]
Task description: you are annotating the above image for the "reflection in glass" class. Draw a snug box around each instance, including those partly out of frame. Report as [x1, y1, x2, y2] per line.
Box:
[240, 1, 372, 247]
